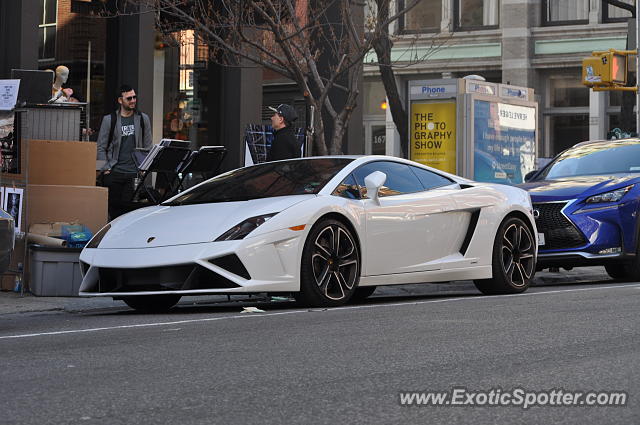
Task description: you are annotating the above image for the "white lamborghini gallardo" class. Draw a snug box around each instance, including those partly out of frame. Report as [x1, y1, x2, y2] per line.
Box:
[79, 156, 537, 311]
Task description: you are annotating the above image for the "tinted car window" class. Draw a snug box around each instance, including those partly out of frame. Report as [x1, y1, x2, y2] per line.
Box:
[164, 158, 353, 205]
[409, 166, 454, 189]
[333, 173, 361, 199]
[537, 140, 640, 180]
[353, 161, 424, 198]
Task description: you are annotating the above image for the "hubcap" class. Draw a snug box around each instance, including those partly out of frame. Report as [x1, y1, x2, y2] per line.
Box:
[311, 225, 359, 300]
[501, 223, 535, 287]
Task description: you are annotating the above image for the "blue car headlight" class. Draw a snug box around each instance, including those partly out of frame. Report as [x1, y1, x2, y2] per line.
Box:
[585, 185, 633, 204]
[215, 213, 278, 241]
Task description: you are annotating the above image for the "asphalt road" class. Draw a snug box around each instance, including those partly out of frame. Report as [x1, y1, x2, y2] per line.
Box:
[1, 281, 639, 425]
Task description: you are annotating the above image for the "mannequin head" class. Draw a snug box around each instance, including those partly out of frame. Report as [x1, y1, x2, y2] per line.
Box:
[53, 65, 69, 88]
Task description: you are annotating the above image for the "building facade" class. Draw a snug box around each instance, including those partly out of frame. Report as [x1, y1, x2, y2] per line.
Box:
[1, 0, 365, 170]
[363, 0, 633, 160]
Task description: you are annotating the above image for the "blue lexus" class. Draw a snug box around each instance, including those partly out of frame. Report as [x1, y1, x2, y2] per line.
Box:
[519, 138, 640, 279]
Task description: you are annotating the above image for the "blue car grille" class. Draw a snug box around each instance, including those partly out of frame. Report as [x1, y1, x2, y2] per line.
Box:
[533, 202, 587, 250]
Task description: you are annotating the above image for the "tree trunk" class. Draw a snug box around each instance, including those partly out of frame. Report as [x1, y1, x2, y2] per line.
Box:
[372, 0, 408, 157]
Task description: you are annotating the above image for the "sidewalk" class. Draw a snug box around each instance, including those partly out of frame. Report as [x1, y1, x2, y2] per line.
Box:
[0, 267, 612, 315]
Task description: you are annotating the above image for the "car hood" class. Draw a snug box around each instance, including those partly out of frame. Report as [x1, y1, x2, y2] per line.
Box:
[518, 174, 640, 202]
[99, 195, 314, 248]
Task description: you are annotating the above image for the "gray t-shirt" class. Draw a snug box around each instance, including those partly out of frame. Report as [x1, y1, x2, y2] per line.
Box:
[112, 115, 137, 173]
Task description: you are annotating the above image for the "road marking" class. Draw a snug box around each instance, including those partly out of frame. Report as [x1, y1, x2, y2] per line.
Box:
[1, 283, 639, 340]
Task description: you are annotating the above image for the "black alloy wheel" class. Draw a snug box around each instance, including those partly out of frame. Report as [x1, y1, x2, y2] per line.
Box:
[296, 219, 360, 307]
[474, 217, 536, 295]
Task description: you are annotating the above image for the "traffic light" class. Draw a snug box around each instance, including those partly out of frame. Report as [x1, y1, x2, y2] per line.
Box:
[582, 50, 628, 87]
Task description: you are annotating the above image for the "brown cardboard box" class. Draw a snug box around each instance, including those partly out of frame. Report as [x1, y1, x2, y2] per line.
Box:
[28, 140, 96, 186]
[27, 185, 108, 234]
[1, 273, 15, 291]
[29, 222, 73, 238]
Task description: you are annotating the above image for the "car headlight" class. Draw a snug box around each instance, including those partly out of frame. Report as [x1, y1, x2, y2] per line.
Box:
[215, 213, 278, 241]
[585, 185, 633, 204]
[85, 223, 111, 249]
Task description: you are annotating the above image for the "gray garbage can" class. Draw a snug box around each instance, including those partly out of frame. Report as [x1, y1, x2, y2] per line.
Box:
[29, 245, 83, 296]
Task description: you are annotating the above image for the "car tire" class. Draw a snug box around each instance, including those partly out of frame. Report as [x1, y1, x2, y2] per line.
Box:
[122, 294, 182, 312]
[474, 216, 536, 295]
[604, 264, 629, 280]
[296, 219, 360, 307]
[348, 286, 377, 304]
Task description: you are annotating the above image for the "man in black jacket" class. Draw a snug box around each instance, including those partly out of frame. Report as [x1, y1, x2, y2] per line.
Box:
[266, 104, 300, 161]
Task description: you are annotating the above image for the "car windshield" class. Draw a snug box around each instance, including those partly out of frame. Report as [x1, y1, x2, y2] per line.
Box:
[536, 140, 640, 180]
[163, 158, 353, 205]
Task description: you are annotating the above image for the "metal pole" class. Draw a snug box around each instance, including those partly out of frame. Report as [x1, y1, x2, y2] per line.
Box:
[636, 0, 639, 134]
[86, 41, 91, 141]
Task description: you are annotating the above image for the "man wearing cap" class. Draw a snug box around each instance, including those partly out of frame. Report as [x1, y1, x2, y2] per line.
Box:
[267, 104, 300, 161]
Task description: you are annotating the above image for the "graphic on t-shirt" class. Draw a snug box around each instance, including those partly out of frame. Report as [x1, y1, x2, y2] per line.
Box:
[122, 124, 135, 137]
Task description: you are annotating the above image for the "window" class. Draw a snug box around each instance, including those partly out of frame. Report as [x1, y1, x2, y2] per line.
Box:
[409, 166, 454, 189]
[38, 0, 57, 60]
[364, 0, 378, 33]
[550, 77, 589, 108]
[363, 80, 387, 116]
[545, 74, 589, 155]
[353, 161, 424, 198]
[164, 158, 353, 205]
[549, 115, 589, 155]
[538, 140, 640, 180]
[455, 0, 499, 30]
[333, 174, 361, 199]
[371, 125, 386, 155]
[399, 0, 442, 33]
[602, 0, 633, 23]
[542, 0, 589, 26]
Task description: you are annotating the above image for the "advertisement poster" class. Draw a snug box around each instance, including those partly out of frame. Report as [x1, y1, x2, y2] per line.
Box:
[473, 100, 535, 184]
[409, 102, 456, 174]
[3, 187, 23, 232]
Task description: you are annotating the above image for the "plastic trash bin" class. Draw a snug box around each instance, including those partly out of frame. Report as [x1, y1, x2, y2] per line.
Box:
[29, 245, 83, 296]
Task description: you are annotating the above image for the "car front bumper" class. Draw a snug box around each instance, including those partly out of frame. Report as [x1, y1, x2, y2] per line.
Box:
[78, 228, 307, 296]
[534, 198, 639, 268]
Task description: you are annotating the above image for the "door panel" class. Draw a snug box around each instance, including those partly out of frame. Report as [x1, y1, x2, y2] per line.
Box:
[364, 188, 466, 276]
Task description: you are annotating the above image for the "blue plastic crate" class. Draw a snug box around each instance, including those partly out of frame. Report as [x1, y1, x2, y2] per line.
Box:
[61, 225, 93, 249]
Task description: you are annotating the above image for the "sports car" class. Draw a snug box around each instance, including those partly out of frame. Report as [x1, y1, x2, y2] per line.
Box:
[79, 156, 537, 311]
[520, 138, 640, 278]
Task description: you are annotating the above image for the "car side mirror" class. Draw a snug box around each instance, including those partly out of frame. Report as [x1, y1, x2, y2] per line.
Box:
[524, 170, 538, 182]
[364, 171, 387, 204]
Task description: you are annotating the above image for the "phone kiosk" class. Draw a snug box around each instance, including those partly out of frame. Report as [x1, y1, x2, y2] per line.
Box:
[408, 78, 538, 185]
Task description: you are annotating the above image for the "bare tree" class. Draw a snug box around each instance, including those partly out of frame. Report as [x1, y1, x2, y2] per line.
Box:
[116, 0, 436, 155]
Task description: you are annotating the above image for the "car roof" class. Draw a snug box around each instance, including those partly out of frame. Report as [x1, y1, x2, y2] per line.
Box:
[571, 137, 640, 148]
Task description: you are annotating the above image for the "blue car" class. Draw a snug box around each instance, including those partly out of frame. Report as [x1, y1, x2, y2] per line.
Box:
[519, 138, 640, 279]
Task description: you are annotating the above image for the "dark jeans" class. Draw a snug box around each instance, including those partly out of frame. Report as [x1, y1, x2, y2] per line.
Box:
[103, 171, 136, 220]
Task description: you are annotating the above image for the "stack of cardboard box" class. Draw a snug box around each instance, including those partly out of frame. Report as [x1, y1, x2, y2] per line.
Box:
[27, 139, 108, 233]
[0, 139, 108, 290]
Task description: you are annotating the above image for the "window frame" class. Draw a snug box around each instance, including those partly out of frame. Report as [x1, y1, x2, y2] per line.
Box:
[332, 173, 363, 200]
[350, 160, 456, 199]
[541, 0, 589, 27]
[408, 165, 456, 190]
[397, 0, 442, 34]
[38, 0, 57, 61]
[601, 0, 633, 23]
[453, 0, 500, 31]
